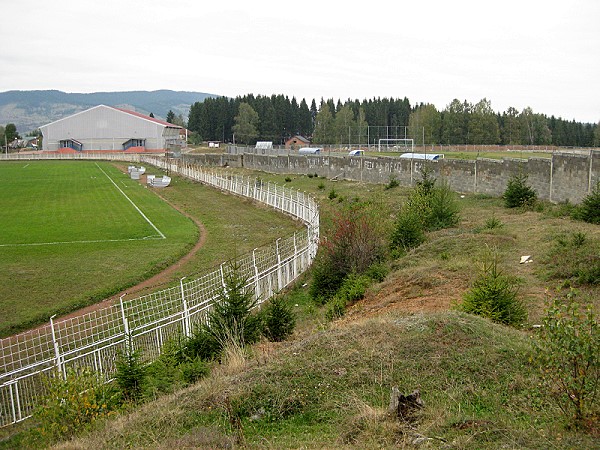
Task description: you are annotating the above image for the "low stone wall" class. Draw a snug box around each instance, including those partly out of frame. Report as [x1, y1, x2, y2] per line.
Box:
[188, 150, 600, 204]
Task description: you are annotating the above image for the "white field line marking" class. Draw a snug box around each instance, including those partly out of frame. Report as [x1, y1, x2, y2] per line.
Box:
[0, 236, 163, 248]
[95, 163, 166, 239]
[22, 164, 30, 168]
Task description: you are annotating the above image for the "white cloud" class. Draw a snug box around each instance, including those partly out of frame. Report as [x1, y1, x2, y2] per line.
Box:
[1, 0, 598, 122]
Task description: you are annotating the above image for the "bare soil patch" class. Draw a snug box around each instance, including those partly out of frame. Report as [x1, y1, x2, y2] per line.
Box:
[343, 270, 469, 323]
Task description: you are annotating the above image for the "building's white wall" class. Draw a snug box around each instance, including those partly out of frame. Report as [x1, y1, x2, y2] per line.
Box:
[40, 105, 175, 151]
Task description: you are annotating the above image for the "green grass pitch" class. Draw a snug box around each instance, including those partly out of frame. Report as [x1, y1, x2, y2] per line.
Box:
[0, 160, 198, 337]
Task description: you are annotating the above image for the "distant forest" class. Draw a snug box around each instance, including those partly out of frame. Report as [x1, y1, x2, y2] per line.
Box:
[187, 95, 599, 147]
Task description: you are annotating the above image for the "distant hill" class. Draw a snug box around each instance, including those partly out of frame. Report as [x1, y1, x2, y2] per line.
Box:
[0, 90, 219, 133]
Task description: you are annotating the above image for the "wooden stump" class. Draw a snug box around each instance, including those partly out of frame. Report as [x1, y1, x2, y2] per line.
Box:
[388, 387, 423, 421]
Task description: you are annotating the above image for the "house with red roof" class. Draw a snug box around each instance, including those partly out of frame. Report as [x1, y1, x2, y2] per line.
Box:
[284, 135, 310, 150]
[39, 105, 185, 153]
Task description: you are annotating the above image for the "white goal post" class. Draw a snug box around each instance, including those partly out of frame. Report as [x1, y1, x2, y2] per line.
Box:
[377, 138, 414, 153]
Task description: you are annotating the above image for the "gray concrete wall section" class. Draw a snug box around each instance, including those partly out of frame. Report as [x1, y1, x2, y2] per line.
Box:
[185, 153, 243, 168]
[592, 151, 600, 189]
[194, 149, 600, 204]
[476, 159, 523, 198]
[551, 153, 592, 204]
[441, 159, 476, 194]
[525, 158, 553, 201]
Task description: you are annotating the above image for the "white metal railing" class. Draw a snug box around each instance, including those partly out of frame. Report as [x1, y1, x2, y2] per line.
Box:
[0, 153, 319, 427]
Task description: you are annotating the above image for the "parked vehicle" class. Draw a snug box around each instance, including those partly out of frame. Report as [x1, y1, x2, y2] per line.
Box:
[298, 147, 322, 155]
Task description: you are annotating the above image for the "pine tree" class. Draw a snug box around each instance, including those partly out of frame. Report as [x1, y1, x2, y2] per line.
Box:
[503, 172, 537, 208]
[263, 296, 295, 342]
[166, 110, 175, 123]
[574, 181, 600, 224]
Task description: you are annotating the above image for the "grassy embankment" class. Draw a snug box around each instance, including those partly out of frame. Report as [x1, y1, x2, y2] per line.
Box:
[4, 167, 599, 449]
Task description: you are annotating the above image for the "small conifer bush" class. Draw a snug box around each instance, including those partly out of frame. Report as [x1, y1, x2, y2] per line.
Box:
[390, 209, 426, 254]
[263, 296, 296, 342]
[115, 333, 146, 402]
[459, 252, 527, 327]
[573, 181, 600, 224]
[503, 172, 537, 208]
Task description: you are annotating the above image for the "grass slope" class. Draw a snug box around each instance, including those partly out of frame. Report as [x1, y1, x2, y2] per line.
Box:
[2, 170, 598, 448]
[48, 312, 596, 449]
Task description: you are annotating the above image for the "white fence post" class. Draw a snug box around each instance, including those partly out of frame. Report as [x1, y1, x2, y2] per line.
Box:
[180, 277, 191, 338]
[220, 263, 227, 290]
[8, 382, 17, 423]
[49, 314, 64, 379]
[252, 249, 260, 301]
[293, 233, 298, 279]
[119, 295, 129, 335]
[119, 294, 131, 355]
[276, 238, 282, 290]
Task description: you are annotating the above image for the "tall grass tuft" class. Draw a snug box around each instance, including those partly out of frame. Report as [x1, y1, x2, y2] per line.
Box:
[543, 232, 600, 285]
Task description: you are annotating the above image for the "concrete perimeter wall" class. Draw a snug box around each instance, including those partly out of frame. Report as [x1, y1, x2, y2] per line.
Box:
[186, 150, 600, 204]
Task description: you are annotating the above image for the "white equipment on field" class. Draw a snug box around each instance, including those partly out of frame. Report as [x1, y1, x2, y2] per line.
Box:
[146, 175, 171, 188]
[128, 166, 146, 179]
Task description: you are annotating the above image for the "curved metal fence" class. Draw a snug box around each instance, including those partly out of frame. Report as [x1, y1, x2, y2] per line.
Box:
[0, 153, 319, 427]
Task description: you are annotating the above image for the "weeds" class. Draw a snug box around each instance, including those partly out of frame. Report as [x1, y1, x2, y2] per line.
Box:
[115, 332, 146, 402]
[484, 215, 503, 230]
[427, 181, 460, 230]
[534, 289, 599, 428]
[390, 210, 426, 255]
[32, 368, 120, 444]
[390, 172, 459, 255]
[184, 264, 262, 365]
[325, 273, 373, 321]
[542, 232, 600, 285]
[385, 175, 399, 190]
[310, 204, 386, 305]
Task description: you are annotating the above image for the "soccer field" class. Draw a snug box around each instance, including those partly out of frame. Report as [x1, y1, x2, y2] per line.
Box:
[0, 161, 166, 246]
[0, 161, 198, 336]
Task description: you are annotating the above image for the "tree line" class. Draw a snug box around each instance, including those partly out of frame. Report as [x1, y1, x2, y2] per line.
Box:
[0, 123, 20, 147]
[187, 94, 599, 147]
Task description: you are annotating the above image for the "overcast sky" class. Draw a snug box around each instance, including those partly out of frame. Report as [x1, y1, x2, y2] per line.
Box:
[1, 0, 598, 123]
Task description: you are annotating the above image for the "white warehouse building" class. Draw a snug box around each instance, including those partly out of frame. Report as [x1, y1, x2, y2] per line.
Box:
[40, 105, 185, 153]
